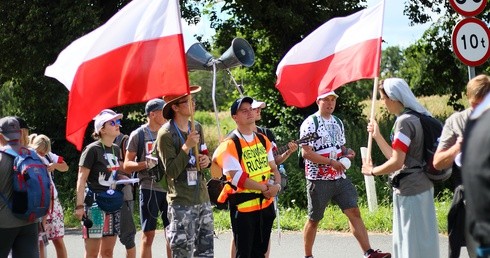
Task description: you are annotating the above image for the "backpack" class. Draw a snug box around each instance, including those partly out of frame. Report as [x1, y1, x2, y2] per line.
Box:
[114, 133, 129, 159]
[207, 133, 267, 210]
[0, 147, 51, 222]
[407, 111, 452, 182]
[297, 114, 343, 169]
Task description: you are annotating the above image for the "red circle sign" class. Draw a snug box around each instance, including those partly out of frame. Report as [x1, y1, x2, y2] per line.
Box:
[449, 0, 486, 17]
[452, 17, 490, 66]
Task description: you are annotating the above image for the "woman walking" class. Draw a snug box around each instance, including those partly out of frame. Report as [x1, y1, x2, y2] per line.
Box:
[361, 78, 439, 258]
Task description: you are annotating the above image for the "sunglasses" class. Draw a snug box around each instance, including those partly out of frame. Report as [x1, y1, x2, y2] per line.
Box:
[176, 98, 196, 105]
[108, 120, 121, 127]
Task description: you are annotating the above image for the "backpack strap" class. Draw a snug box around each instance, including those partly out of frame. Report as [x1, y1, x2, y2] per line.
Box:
[231, 134, 243, 164]
[0, 149, 16, 206]
[2, 148, 18, 158]
[114, 133, 129, 159]
[312, 115, 319, 132]
[311, 114, 343, 134]
[231, 132, 267, 165]
[255, 132, 267, 151]
[332, 115, 344, 134]
[135, 126, 145, 161]
[257, 127, 275, 144]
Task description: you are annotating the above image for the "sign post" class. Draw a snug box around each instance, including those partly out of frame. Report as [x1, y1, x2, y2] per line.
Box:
[451, 17, 490, 67]
[450, 0, 488, 80]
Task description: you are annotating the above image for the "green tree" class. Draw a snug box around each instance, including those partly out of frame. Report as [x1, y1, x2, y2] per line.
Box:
[381, 46, 404, 78]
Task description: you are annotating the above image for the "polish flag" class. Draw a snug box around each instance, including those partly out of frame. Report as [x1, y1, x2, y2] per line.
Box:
[275, 1, 384, 107]
[45, 0, 189, 150]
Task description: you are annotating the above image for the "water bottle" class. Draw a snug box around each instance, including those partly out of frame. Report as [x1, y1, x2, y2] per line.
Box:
[278, 164, 286, 176]
[278, 164, 287, 193]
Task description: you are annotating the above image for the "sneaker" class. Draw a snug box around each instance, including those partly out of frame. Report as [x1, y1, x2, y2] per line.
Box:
[365, 249, 391, 258]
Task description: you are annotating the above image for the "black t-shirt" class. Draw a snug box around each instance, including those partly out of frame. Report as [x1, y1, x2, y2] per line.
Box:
[79, 141, 122, 192]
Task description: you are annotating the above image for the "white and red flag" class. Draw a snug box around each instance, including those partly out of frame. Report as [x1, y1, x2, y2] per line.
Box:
[275, 1, 384, 107]
[45, 0, 189, 150]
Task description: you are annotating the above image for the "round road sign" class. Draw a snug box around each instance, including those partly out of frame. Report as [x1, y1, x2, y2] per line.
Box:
[452, 17, 490, 66]
[450, 0, 487, 17]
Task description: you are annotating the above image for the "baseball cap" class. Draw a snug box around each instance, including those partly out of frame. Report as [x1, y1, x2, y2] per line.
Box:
[93, 109, 123, 134]
[316, 91, 339, 100]
[145, 99, 165, 115]
[251, 99, 266, 109]
[230, 96, 254, 115]
[14, 116, 28, 129]
[0, 116, 21, 142]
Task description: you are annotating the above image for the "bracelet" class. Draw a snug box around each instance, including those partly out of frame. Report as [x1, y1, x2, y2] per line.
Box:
[75, 205, 84, 210]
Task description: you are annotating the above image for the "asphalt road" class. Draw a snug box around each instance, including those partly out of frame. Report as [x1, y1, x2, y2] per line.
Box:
[48, 229, 470, 258]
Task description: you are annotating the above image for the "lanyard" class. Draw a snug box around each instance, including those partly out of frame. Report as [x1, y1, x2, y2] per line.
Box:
[172, 120, 195, 164]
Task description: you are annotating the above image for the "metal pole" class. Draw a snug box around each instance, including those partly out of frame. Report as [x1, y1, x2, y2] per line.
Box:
[468, 66, 476, 80]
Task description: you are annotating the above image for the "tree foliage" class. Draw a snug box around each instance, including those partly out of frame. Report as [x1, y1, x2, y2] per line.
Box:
[2, 0, 489, 207]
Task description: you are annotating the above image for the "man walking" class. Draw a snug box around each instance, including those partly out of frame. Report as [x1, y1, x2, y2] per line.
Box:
[123, 99, 170, 258]
[213, 96, 281, 258]
[300, 91, 390, 258]
[156, 86, 213, 257]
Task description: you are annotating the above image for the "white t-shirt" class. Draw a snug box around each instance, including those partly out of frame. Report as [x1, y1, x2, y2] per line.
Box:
[300, 112, 346, 180]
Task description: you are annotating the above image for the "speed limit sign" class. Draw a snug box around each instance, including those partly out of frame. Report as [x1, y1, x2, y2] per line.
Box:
[450, 0, 486, 17]
[452, 17, 490, 66]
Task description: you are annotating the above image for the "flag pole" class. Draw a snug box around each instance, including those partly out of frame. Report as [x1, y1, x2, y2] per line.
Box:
[187, 95, 201, 171]
[363, 77, 379, 212]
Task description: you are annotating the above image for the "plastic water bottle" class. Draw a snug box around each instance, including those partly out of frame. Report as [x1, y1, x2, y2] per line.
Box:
[278, 164, 287, 193]
[278, 164, 286, 176]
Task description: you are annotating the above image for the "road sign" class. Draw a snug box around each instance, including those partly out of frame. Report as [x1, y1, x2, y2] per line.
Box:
[450, 0, 487, 17]
[452, 17, 490, 66]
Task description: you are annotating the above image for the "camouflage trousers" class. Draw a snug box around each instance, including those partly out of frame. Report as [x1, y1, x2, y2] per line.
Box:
[166, 202, 214, 258]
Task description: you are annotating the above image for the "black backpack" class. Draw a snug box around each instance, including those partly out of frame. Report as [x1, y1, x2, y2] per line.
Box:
[408, 111, 452, 182]
[207, 133, 267, 210]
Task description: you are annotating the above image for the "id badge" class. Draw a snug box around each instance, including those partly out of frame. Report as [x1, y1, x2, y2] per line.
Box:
[187, 168, 198, 186]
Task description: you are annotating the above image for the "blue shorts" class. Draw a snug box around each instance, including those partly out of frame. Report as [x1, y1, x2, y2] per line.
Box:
[139, 189, 169, 231]
[306, 178, 358, 221]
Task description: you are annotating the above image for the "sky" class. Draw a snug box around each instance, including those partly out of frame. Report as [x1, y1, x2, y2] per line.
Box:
[182, 0, 437, 51]
[367, 0, 435, 48]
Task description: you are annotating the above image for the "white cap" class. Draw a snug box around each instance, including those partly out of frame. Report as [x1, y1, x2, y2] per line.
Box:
[251, 99, 266, 109]
[93, 109, 123, 134]
[316, 91, 339, 100]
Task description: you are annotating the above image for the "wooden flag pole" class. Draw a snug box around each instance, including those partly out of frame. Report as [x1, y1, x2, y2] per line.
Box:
[363, 77, 379, 212]
[188, 94, 201, 171]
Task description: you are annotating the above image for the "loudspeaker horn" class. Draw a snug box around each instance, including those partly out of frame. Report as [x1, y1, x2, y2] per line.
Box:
[186, 43, 215, 71]
[216, 38, 255, 69]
